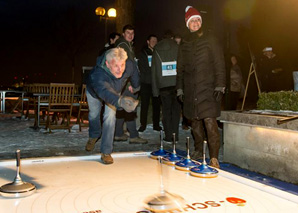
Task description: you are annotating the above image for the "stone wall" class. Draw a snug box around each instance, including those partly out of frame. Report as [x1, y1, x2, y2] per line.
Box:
[220, 111, 298, 184]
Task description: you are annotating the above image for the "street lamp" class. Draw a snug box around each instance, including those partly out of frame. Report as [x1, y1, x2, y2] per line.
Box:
[95, 7, 117, 42]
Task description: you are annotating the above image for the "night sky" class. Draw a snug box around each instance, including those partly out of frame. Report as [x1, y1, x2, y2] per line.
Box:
[1, 0, 298, 87]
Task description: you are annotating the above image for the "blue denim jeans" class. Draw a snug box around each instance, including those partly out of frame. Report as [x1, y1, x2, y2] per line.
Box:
[87, 91, 116, 154]
[87, 91, 102, 139]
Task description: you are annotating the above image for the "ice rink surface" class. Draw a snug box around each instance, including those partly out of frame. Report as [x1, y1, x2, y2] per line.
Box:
[0, 152, 298, 213]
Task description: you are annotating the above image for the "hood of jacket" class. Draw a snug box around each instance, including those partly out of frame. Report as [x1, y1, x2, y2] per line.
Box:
[115, 36, 129, 45]
[154, 38, 177, 52]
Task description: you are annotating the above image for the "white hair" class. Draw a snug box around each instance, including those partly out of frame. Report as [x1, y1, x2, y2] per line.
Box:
[105, 47, 128, 63]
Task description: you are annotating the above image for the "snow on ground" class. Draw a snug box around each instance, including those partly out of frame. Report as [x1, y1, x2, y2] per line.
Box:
[0, 115, 223, 161]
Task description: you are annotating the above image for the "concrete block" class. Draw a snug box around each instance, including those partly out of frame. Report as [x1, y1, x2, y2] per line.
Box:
[222, 119, 298, 184]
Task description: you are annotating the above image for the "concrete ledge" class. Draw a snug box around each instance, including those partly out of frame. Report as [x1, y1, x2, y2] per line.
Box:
[219, 110, 298, 131]
[220, 111, 298, 184]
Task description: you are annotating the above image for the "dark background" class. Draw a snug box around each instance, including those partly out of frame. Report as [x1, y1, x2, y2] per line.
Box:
[1, 0, 298, 90]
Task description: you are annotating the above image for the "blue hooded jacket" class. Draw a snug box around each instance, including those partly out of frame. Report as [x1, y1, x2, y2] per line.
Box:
[86, 53, 140, 108]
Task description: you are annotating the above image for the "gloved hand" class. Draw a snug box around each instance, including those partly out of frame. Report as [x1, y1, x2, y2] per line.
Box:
[177, 89, 184, 103]
[118, 96, 139, 112]
[213, 87, 225, 102]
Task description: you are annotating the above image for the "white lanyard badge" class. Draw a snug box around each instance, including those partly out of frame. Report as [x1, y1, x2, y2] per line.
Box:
[147, 56, 152, 67]
[162, 61, 177, 76]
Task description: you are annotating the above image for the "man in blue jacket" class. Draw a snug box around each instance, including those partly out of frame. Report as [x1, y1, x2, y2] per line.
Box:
[85, 48, 140, 164]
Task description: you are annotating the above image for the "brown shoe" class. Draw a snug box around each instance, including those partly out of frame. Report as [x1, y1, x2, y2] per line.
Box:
[85, 138, 98, 152]
[209, 158, 220, 169]
[182, 124, 190, 130]
[114, 134, 129, 141]
[129, 136, 148, 144]
[101, 154, 114, 164]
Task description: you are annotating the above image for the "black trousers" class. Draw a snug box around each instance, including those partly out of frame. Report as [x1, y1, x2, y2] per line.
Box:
[227, 91, 240, 110]
[191, 117, 220, 159]
[139, 83, 161, 128]
[159, 87, 181, 141]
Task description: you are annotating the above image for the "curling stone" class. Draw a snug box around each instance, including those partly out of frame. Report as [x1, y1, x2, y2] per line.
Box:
[144, 156, 185, 212]
[144, 190, 185, 212]
[175, 137, 200, 171]
[151, 130, 169, 159]
[0, 150, 36, 198]
[163, 133, 183, 165]
[190, 141, 218, 178]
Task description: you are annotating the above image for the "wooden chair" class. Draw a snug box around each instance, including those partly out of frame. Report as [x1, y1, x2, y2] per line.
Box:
[76, 84, 89, 131]
[46, 83, 75, 133]
[73, 85, 80, 102]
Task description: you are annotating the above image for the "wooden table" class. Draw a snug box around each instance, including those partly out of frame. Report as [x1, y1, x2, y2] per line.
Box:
[0, 90, 26, 114]
[32, 93, 81, 128]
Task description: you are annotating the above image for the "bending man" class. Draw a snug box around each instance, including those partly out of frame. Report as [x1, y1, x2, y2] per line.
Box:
[86, 48, 140, 164]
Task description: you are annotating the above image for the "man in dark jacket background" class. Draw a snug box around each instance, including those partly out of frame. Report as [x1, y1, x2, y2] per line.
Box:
[85, 48, 139, 164]
[98, 32, 121, 56]
[176, 6, 226, 168]
[114, 24, 148, 144]
[152, 30, 181, 142]
[137, 34, 162, 132]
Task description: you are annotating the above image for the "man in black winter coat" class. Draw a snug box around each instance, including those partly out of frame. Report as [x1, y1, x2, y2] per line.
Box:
[152, 31, 181, 142]
[176, 6, 226, 168]
[137, 34, 162, 132]
[114, 24, 148, 144]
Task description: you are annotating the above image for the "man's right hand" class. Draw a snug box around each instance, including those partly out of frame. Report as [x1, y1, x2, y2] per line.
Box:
[118, 96, 139, 112]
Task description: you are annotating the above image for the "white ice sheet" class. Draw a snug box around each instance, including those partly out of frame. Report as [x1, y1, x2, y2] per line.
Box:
[0, 152, 297, 213]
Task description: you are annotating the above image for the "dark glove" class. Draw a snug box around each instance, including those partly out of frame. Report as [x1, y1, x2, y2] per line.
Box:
[213, 87, 225, 102]
[118, 96, 139, 112]
[177, 89, 184, 103]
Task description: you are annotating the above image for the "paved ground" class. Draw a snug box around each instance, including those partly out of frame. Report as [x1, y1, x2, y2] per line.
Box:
[0, 113, 223, 161]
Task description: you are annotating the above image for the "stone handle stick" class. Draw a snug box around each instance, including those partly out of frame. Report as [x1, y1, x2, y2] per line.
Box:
[172, 133, 176, 154]
[186, 137, 190, 159]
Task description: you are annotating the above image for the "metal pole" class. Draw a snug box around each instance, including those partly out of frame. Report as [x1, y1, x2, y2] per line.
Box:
[105, 18, 108, 43]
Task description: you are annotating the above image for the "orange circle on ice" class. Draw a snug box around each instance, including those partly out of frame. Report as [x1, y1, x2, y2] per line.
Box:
[226, 197, 247, 204]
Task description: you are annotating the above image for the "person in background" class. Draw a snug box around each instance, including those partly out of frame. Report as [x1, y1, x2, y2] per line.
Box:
[85, 48, 139, 164]
[152, 30, 181, 142]
[99, 32, 121, 56]
[114, 24, 148, 144]
[229, 55, 243, 110]
[137, 34, 162, 132]
[176, 6, 226, 168]
[259, 47, 283, 92]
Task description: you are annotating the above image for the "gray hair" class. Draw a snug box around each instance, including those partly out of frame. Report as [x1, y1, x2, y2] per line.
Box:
[105, 47, 128, 63]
